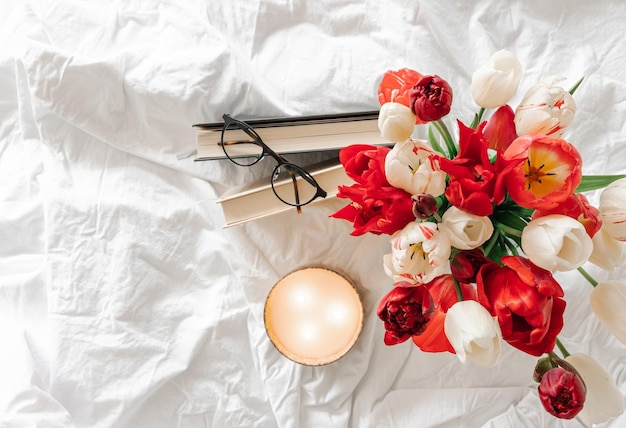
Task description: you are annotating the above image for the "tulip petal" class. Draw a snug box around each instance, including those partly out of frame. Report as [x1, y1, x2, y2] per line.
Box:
[444, 300, 502, 366]
[566, 353, 626, 426]
[503, 135, 582, 210]
[590, 281, 626, 345]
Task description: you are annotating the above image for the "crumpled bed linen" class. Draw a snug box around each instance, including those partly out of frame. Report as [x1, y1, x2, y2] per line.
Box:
[1, 1, 625, 427]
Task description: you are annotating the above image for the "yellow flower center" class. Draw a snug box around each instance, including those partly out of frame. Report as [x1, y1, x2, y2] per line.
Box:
[522, 145, 570, 197]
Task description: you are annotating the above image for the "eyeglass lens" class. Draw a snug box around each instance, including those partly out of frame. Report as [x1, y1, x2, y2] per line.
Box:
[271, 164, 325, 207]
[221, 120, 264, 166]
[221, 114, 328, 211]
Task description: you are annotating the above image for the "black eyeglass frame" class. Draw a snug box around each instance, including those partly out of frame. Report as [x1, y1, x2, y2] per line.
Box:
[220, 114, 328, 211]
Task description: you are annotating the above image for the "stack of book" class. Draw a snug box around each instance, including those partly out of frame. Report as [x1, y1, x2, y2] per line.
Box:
[193, 111, 387, 227]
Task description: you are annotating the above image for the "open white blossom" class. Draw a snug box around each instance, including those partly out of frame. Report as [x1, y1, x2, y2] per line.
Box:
[385, 138, 446, 197]
[521, 214, 592, 271]
[514, 76, 576, 138]
[383, 221, 451, 285]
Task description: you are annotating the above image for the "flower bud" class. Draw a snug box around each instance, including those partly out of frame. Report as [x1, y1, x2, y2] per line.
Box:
[538, 367, 586, 419]
[471, 50, 522, 109]
[409, 75, 453, 122]
[444, 300, 502, 367]
[411, 194, 438, 219]
[378, 102, 416, 142]
[441, 206, 494, 250]
[533, 356, 557, 383]
[450, 249, 490, 284]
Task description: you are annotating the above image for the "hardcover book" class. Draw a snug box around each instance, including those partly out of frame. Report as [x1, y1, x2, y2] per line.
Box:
[216, 158, 351, 227]
[194, 111, 386, 160]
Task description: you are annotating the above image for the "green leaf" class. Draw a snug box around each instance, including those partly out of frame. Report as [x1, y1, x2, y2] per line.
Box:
[576, 174, 626, 193]
[568, 76, 584, 95]
[433, 120, 458, 159]
[502, 236, 520, 256]
[492, 211, 530, 232]
[427, 127, 447, 156]
[482, 227, 500, 260]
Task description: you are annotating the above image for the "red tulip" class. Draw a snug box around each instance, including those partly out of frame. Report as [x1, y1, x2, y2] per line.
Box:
[331, 145, 415, 236]
[437, 121, 511, 216]
[538, 367, 586, 419]
[378, 68, 425, 124]
[450, 249, 491, 284]
[502, 134, 582, 210]
[377, 284, 433, 345]
[477, 256, 566, 356]
[409, 75, 454, 122]
[483, 105, 518, 152]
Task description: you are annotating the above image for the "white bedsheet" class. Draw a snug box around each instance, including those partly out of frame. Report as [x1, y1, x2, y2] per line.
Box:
[1, 1, 625, 427]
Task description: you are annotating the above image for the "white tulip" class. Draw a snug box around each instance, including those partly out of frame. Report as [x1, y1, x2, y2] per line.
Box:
[444, 300, 502, 367]
[599, 177, 626, 242]
[521, 214, 593, 272]
[514, 76, 576, 138]
[588, 227, 626, 271]
[471, 50, 522, 109]
[440, 206, 494, 250]
[590, 280, 626, 345]
[565, 353, 625, 426]
[383, 221, 451, 285]
[378, 102, 416, 143]
[385, 138, 447, 197]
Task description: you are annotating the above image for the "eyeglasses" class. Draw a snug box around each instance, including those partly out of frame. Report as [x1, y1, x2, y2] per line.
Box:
[220, 114, 328, 214]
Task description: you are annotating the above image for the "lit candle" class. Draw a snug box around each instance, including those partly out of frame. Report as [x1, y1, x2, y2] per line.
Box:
[264, 267, 363, 366]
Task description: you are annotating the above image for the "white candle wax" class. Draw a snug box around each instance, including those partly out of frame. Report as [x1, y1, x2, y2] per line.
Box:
[264, 267, 363, 366]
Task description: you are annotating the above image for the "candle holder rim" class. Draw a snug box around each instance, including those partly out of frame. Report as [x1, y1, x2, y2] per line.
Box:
[263, 265, 364, 367]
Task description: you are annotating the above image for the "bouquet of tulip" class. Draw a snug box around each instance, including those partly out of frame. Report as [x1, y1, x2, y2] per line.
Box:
[331, 50, 626, 424]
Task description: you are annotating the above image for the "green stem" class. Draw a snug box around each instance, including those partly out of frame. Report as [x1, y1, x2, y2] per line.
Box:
[482, 228, 500, 258]
[427, 126, 446, 156]
[433, 120, 457, 158]
[453, 278, 464, 302]
[577, 266, 598, 287]
[470, 107, 486, 129]
[493, 220, 522, 238]
[555, 338, 570, 358]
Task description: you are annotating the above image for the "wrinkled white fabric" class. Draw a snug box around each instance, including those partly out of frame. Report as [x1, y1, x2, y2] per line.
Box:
[2, 1, 626, 427]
